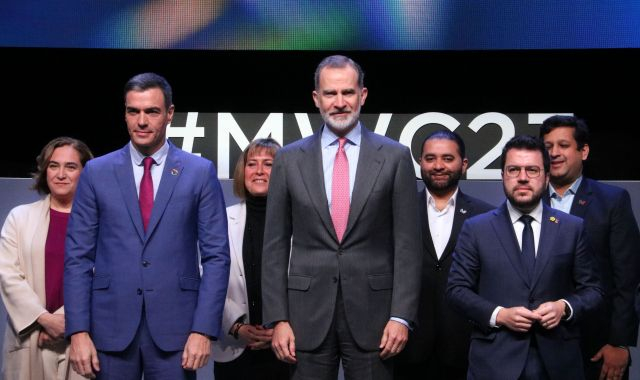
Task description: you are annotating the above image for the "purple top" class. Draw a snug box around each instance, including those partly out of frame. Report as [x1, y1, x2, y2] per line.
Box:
[44, 208, 69, 313]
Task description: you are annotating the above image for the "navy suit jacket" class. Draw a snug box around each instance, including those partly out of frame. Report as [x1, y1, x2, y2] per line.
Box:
[399, 190, 494, 366]
[447, 202, 602, 380]
[64, 143, 230, 352]
[545, 178, 640, 355]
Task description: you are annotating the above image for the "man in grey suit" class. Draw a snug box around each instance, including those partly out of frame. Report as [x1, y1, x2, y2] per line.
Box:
[262, 55, 422, 380]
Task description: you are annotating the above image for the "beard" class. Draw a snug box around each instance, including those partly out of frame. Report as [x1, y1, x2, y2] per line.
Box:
[320, 104, 361, 133]
[504, 184, 544, 213]
[422, 169, 462, 196]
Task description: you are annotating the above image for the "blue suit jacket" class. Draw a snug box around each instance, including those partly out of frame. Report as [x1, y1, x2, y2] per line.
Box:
[447, 202, 602, 380]
[64, 143, 230, 352]
[545, 178, 640, 356]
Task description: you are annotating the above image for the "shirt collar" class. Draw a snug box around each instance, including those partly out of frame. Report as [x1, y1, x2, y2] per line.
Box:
[507, 200, 544, 225]
[129, 140, 169, 166]
[549, 175, 582, 198]
[426, 187, 458, 210]
[321, 122, 362, 149]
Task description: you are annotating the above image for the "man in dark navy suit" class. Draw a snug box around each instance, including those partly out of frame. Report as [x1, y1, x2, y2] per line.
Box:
[447, 135, 602, 379]
[541, 115, 640, 380]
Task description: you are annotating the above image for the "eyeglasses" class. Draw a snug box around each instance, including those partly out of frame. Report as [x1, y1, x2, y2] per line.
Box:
[504, 165, 542, 178]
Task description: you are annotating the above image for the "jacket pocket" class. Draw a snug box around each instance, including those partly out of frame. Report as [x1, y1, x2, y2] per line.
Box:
[180, 276, 201, 291]
[92, 275, 110, 290]
[288, 274, 312, 291]
[368, 273, 393, 290]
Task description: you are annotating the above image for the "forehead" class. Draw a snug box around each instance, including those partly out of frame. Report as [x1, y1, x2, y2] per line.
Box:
[49, 145, 81, 163]
[543, 126, 576, 142]
[505, 148, 544, 166]
[246, 148, 275, 160]
[422, 138, 460, 156]
[125, 88, 166, 108]
[317, 66, 359, 89]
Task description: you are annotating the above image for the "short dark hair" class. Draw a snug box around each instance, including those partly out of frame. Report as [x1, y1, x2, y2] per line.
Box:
[421, 130, 466, 158]
[32, 137, 93, 195]
[539, 115, 590, 150]
[500, 135, 550, 174]
[233, 138, 282, 199]
[314, 55, 365, 90]
[124, 72, 173, 110]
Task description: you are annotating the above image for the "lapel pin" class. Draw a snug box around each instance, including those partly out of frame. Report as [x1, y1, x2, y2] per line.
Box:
[459, 208, 467, 214]
[171, 168, 179, 176]
[549, 216, 559, 224]
[578, 199, 586, 206]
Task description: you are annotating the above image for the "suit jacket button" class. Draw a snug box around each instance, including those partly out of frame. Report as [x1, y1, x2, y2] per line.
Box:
[137, 288, 143, 295]
[435, 264, 442, 271]
[142, 260, 150, 267]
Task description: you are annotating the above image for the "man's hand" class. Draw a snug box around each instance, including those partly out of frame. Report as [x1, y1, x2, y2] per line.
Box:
[591, 344, 629, 380]
[181, 333, 211, 371]
[70, 332, 100, 379]
[271, 321, 297, 363]
[238, 324, 273, 350]
[37, 313, 65, 340]
[496, 306, 540, 332]
[533, 300, 565, 329]
[379, 320, 408, 360]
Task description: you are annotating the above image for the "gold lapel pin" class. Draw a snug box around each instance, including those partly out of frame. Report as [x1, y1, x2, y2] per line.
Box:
[171, 168, 179, 176]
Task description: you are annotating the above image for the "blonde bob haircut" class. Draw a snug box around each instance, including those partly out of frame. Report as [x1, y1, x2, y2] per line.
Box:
[232, 138, 281, 199]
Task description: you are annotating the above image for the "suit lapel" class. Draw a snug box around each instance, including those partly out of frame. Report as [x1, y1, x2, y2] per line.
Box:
[297, 132, 335, 239]
[440, 192, 471, 262]
[418, 189, 438, 261]
[531, 205, 558, 287]
[114, 145, 145, 242]
[228, 203, 247, 279]
[569, 178, 591, 219]
[490, 203, 531, 287]
[145, 144, 183, 239]
[344, 127, 384, 241]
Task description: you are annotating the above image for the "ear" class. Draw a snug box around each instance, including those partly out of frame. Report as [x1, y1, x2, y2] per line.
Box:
[461, 157, 469, 174]
[360, 87, 368, 105]
[580, 143, 590, 161]
[312, 90, 320, 109]
[166, 104, 175, 122]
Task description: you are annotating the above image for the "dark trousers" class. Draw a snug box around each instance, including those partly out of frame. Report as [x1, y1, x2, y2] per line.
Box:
[291, 288, 393, 380]
[96, 312, 195, 380]
[214, 348, 290, 380]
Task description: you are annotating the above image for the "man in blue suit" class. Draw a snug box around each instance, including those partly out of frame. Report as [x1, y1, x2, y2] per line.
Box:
[540, 115, 640, 380]
[447, 135, 602, 379]
[64, 73, 230, 379]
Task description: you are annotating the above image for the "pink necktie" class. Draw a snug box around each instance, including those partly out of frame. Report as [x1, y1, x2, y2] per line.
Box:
[331, 137, 349, 242]
[140, 156, 154, 231]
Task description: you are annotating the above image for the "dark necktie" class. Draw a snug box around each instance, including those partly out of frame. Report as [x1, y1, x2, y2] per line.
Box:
[140, 156, 155, 231]
[331, 137, 349, 242]
[520, 214, 536, 280]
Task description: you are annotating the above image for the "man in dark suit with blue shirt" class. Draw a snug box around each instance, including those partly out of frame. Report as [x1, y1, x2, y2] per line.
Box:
[395, 130, 494, 380]
[262, 55, 422, 380]
[540, 115, 640, 380]
[64, 73, 230, 379]
[447, 135, 602, 380]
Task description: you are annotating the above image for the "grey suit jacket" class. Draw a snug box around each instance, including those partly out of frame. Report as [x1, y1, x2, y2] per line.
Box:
[262, 125, 422, 351]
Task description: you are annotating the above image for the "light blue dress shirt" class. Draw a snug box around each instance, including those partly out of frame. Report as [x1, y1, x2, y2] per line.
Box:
[549, 176, 583, 214]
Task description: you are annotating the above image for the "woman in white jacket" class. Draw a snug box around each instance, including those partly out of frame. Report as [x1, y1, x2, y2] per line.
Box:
[213, 138, 289, 380]
[0, 137, 92, 380]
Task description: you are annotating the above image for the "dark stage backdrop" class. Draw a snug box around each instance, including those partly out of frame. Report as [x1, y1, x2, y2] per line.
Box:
[2, 48, 639, 180]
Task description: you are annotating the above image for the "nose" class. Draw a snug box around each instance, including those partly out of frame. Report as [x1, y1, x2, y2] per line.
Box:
[547, 145, 559, 157]
[256, 163, 264, 174]
[433, 158, 444, 170]
[137, 112, 148, 127]
[56, 167, 66, 179]
[334, 94, 346, 109]
[517, 168, 529, 182]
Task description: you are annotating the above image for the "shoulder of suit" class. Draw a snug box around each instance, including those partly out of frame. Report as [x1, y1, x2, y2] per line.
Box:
[458, 192, 496, 213]
[366, 129, 407, 150]
[583, 177, 628, 198]
[226, 202, 245, 217]
[543, 204, 584, 226]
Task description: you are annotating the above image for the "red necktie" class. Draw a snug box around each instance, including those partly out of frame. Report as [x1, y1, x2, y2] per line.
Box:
[140, 156, 154, 231]
[331, 137, 349, 242]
